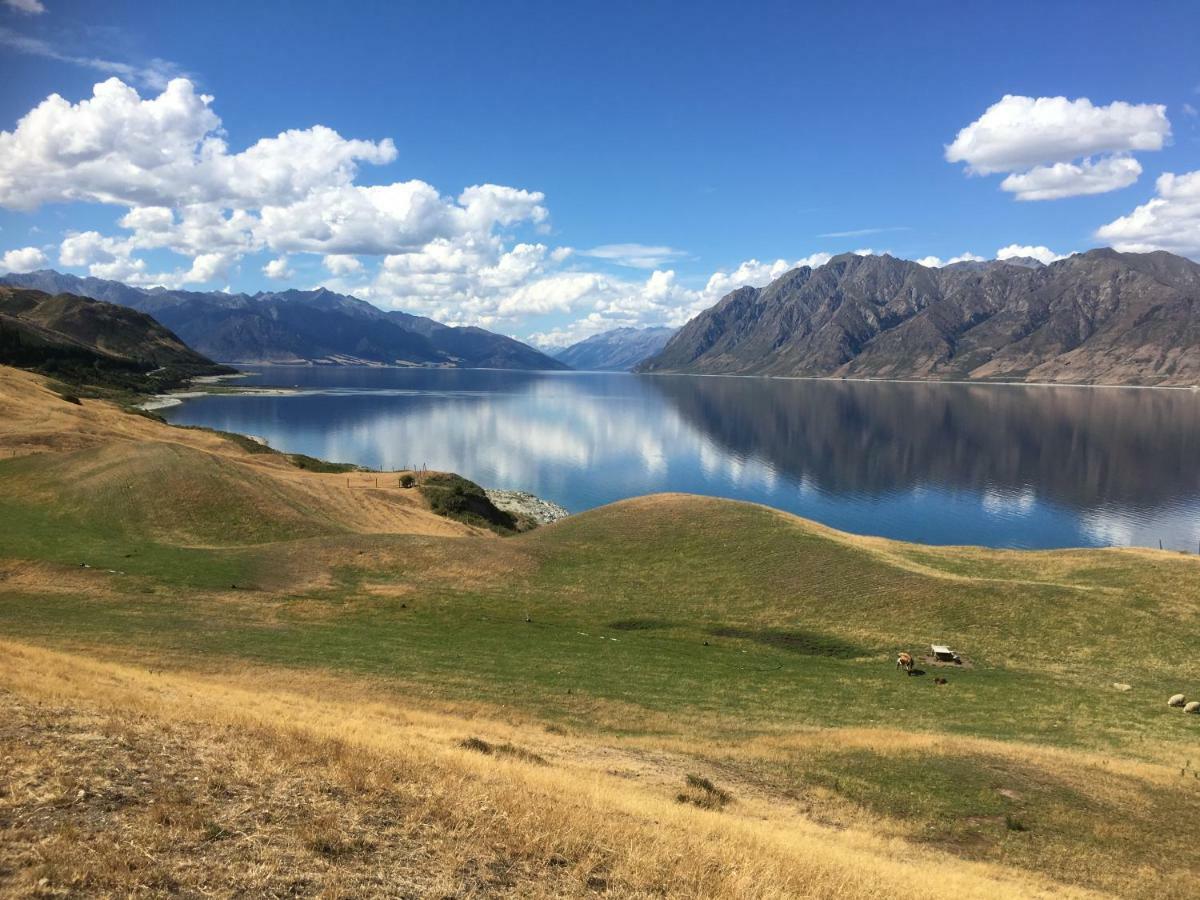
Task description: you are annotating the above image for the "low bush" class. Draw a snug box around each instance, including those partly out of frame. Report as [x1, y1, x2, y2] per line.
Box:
[459, 736, 547, 765]
[676, 773, 732, 810]
[420, 473, 519, 534]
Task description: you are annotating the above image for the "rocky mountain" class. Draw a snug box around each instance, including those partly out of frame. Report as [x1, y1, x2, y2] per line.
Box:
[637, 250, 1200, 386]
[0, 286, 231, 388]
[0, 271, 568, 371]
[553, 326, 677, 371]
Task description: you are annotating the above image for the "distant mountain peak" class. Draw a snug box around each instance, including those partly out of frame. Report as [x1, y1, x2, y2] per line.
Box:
[554, 325, 677, 371]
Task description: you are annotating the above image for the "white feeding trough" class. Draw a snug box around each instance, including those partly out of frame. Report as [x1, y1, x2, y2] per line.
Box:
[931, 644, 961, 664]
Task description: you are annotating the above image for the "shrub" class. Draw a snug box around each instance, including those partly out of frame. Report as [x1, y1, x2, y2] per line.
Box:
[459, 736, 547, 765]
[285, 452, 359, 473]
[677, 774, 732, 810]
[420, 473, 519, 534]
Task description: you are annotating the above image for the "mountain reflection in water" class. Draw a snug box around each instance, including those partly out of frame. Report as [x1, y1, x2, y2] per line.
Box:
[160, 367, 1200, 551]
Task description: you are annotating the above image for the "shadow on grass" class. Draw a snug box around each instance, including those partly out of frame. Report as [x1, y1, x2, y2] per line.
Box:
[608, 618, 676, 631]
[707, 626, 871, 658]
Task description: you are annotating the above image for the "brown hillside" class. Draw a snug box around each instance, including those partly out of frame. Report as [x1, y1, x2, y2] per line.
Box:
[0, 366, 479, 541]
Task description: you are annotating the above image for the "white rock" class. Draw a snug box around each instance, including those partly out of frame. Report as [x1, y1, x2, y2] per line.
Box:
[484, 489, 570, 525]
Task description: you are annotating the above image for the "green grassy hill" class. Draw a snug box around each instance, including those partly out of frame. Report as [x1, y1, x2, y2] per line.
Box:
[4, 477, 1193, 749]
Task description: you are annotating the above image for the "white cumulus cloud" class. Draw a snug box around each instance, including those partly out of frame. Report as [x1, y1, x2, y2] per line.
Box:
[322, 254, 362, 276]
[946, 95, 1169, 200]
[914, 252, 986, 267]
[700, 253, 832, 304]
[332, 237, 841, 338]
[59, 230, 127, 267]
[0, 78, 397, 211]
[947, 95, 1169, 174]
[0, 78, 551, 287]
[183, 251, 234, 285]
[1095, 169, 1200, 257]
[0, 245, 47, 271]
[996, 244, 1068, 265]
[262, 256, 293, 280]
[1000, 156, 1142, 201]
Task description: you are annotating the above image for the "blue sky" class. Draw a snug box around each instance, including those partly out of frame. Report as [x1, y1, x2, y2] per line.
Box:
[1, 0, 1198, 343]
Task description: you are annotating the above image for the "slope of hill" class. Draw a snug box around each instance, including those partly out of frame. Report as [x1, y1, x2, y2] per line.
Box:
[639, 249, 1200, 385]
[0, 286, 232, 391]
[553, 325, 677, 370]
[0, 364, 1198, 897]
[0, 270, 569, 371]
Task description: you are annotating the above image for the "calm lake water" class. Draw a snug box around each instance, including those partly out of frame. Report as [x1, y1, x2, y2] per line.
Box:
[161, 367, 1200, 551]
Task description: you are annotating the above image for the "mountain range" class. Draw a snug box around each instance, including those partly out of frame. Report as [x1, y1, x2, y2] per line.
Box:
[0, 271, 567, 371]
[638, 249, 1200, 386]
[552, 326, 677, 371]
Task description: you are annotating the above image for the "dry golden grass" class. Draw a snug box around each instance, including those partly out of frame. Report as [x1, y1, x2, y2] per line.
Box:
[0, 639, 1137, 899]
[0, 366, 478, 540]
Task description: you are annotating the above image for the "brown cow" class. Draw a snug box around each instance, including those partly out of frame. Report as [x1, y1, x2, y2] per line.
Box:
[896, 652, 914, 674]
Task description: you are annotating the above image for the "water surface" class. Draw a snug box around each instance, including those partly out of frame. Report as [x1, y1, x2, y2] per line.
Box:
[161, 367, 1200, 551]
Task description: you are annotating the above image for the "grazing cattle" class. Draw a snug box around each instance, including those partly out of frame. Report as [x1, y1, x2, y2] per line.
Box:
[896, 652, 914, 674]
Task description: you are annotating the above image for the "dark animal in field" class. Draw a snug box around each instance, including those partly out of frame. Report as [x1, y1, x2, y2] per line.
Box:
[933, 677, 948, 685]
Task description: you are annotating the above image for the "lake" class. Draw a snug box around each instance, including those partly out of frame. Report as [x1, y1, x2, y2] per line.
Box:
[160, 367, 1200, 551]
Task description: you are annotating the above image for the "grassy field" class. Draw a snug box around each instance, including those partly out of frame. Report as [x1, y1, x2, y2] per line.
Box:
[1, 365, 1198, 898]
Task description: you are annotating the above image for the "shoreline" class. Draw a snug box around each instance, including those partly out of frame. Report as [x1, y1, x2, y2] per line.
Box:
[635, 369, 1200, 392]
[136, 386, 301, 411]
[201, 361, 1198, 392]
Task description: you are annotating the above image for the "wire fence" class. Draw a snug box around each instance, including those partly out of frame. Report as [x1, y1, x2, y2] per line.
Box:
[341, 463, 432, 489]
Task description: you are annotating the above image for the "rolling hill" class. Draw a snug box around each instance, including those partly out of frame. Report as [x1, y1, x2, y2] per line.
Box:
[552, 325, 677, 370]
[0, 270, 569, 371]
[638, 249, 1200, 385]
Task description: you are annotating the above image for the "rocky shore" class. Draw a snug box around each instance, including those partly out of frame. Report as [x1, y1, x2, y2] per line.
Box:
[484, 489, 570, 525]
